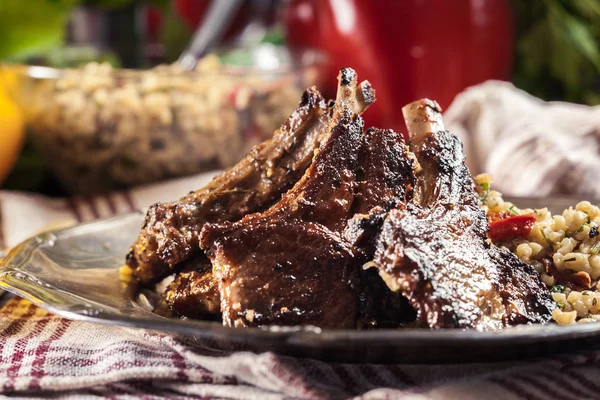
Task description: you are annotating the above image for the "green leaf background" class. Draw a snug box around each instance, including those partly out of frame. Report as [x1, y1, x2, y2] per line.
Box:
[0, 0, 168, 61]
[512, 0, 600, 105]
[0, 0, 78, 60]
[2, 0, 600, 105]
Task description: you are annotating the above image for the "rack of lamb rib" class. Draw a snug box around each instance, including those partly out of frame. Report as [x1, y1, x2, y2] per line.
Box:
[127, 68, 554, 330]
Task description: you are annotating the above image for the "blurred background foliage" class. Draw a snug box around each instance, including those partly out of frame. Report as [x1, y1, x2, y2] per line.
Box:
[511, 0, 600, 105]
[2, 0, 600, 105]
[0, 0, 167, 61]
[2, 0, 600, 194]
[0, 0, 78, 60]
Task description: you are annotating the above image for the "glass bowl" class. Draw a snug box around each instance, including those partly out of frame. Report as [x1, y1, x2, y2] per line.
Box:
[2, 49, 324, 194]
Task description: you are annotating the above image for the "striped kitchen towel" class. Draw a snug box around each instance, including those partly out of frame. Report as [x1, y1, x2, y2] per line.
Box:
[0, 171, 220, 250]
[3, 81, 600, 399]
[1, 175, 599, 400]
[445, 80, 600, 198]
[2, 296, 600, 399]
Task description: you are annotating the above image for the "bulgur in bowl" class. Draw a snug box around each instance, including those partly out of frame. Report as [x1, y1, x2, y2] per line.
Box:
[3, 50, 323, 194]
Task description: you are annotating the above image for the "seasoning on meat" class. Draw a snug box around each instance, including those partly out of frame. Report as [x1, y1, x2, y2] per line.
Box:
[199, 69, 367, 328]
[369, 99, 554, 330]
[131, 68, 375, 322]
[127, 68, 558, 331]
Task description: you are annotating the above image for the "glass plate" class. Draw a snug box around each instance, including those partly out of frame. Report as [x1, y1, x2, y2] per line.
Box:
[1, 198, 600, 364]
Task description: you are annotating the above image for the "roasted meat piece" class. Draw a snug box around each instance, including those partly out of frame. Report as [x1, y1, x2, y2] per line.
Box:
[345, 128, 418, 328]
[163, 261, 221, 320]
[345, 126, 418, 258]
[127, 73, 376, 285]
[157, 69, 375, 320]
[204, 222, 359, 328]
[370, 99, 554, 330]
[352, 128, 416, 215]
[130, 63, 555, 331]
[200, 69, 367, 328]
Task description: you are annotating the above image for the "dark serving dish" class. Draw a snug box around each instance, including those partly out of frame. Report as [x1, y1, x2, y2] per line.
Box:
[1, 196, 598, 364]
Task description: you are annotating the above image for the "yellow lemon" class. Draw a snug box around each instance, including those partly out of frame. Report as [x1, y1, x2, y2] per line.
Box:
[0, 81, 25, 184]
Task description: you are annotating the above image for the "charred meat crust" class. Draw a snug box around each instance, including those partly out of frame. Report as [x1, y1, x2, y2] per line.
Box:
[128, 86, 330, 284]
[204, 222, 360, 328]
[200, 105, 365, 328]
[371, 104, 554, 330]
[128, 68, 555, 331]
[352, 128, 415, 215]
[164, 266, 221, 320]
[129, 69, 377, 286]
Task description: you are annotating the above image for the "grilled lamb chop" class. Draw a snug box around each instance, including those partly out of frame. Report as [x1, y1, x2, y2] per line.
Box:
[345, 127, 418, 258]
[200, 69, 366, 328]
[345, 128, 418, 327]
[163, 263, 220, 320]
[352, 128, 417, 215]
[127, 71, 375, 286]
[371, 99, 554, 330]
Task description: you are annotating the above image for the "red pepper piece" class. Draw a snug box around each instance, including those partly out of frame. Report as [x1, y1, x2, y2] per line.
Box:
[488, 214, 536, 242]
[487, 211, 512, 224]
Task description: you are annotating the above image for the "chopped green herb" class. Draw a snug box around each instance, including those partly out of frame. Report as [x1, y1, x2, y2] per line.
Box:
[557, 302, 565, 309]
[479, 182, 489, 203]
[578, 223, 588, 233]
[551, 284, 565, 293]
[582, 291, 592, 295]
[540, 228, 552, 247]
[564, 257, 577, 262]
[591, 242, 600, 255]
[508, 205, 519, 216]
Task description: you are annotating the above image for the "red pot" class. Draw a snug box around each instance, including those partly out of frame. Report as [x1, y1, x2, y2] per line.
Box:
[283, 0, 513, 133]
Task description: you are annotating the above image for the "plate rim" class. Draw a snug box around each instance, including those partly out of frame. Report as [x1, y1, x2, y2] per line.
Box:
[2, 210, 600, 349]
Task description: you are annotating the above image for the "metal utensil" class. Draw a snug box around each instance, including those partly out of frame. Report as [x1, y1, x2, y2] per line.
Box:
[177, 0, 244, 70]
